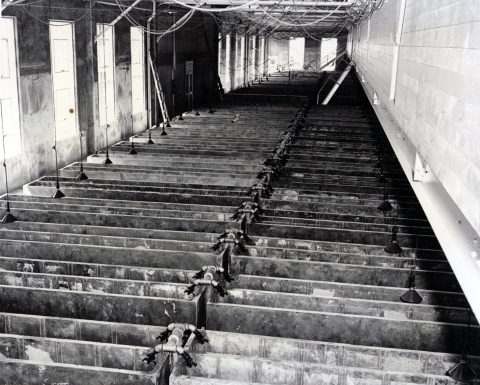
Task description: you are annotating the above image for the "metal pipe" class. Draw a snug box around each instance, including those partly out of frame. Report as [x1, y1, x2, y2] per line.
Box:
[321, 62, 352, 105]
[316, 50, 347, 104]
[163, 0, 354, 5]
[389, 0, 407, 100]
[153, 13, 157, 125]
[1, 0, 27, 11]
[94, 0, 143, 42]
[147, 1, 155, 130]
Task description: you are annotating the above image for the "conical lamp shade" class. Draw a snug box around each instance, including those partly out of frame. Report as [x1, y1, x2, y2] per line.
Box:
[378, 174, 387, 184]
[1, 212, 16, 224]
[76, 172, 88, 181]
[128, 147, 138, 155]
[374, 160, 383, 168]
[385, 240, 403, 254]
[102, 157, 112, 165]
[400, 288, 423, 304]
[52, 189, 65, 199]
[446, 359, 476, 382]
[378, 200, 393, 211]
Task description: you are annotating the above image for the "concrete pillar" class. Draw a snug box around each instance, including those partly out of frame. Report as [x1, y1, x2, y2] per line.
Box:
[336, 36, 348, 70]
[224, 34, 231, 92]
[304, 38, 321, 69]
[267, 37, 289, 72]
[219, 35, 227, 91]
[258, 37, 265, 78]
[229, 34, 235, 92]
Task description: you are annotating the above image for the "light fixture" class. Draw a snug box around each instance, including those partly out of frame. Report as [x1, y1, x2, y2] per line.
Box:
[446, 309, 477, 382]
[385, 206, 402, 254]
[0, 113, 16, 223]
[102, 124, 112, 165]
[385, 228, 403, 254]
[378, 183, 393, 212]
[51, 144, 65, 198]
[128, 115, 138, 155]
[76, 131, 88, 181]
[161, 123, 167, 136]
[147, 127, 154, 145]
[400, 231, 423, 304]
[378, 167, 387, 183]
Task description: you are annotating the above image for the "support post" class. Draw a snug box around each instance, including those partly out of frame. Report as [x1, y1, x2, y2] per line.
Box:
[321, 61, 352, 105]
[389, 0, 407, 101]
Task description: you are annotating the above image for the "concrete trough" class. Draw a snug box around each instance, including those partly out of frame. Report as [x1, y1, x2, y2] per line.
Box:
[229, 255, 460, 292]
[85, 153, 263, 166]
[0, 334, 156, 372]
[206, 303, 480, 353]
[0, 239, 219, 271]
[58, 168, 257, 186]
[0, 284, 206, 327]
[0, 359, 160, 385]
[230, 274, 468, 308]
[0, 312, 166, 346]
[170, 351, 460, 385]
[215, 288, 474, 325]
[192, 329, 480, 377]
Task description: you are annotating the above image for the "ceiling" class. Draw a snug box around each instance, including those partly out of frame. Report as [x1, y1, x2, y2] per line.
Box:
[2, 0, 385, 39]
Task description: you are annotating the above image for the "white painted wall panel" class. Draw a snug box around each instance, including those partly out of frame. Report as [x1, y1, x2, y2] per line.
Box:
[351, 0, 480, 237]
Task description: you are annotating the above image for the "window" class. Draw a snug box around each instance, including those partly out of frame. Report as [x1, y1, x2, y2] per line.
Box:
[0, 17, 22, 158]
[130, 26, 145, 114]
[97, 23, 116, 125]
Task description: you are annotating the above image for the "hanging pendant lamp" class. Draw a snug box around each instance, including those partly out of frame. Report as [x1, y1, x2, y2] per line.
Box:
[446, 309, 477, 382]
[385, 206, 402, 254]
[0, 110, 17, 223]
[400, 229, 423, 303]
[76, 131, 88, 180]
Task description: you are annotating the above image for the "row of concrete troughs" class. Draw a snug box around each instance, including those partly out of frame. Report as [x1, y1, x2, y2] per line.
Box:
[0, 73, 479, 384]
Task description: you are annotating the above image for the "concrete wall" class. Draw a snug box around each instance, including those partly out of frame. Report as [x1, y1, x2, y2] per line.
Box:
[155, 13, 218, 119]
[218, 32, 268, 93]
[267, 38, 289, 72]
[350, 0, 480, 318]
[350, 0, 480, 236]
[304, 38, 321, 67]
[1, 1, 149, 193]
[0, 4, 219, 193]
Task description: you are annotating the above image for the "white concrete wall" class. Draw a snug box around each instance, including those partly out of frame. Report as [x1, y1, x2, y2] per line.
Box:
[351, 0, 480, 236]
